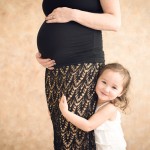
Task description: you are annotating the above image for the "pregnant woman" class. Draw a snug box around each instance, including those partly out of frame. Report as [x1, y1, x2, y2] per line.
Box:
[36, 0, 121, 149]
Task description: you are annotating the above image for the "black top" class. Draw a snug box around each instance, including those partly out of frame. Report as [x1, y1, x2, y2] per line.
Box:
[37, 0, 105, 66]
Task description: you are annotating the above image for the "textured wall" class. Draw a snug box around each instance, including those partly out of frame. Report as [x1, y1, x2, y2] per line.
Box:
[0, 0, 149, 150]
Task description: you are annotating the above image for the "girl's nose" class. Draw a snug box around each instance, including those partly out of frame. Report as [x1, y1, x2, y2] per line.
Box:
[104, 86, 110, 93]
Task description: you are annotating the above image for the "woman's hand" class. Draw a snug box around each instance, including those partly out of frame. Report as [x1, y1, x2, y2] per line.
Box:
[35, 52, 56, 70]
[59, 95, 68, 114]
[46, 7, 74, 23]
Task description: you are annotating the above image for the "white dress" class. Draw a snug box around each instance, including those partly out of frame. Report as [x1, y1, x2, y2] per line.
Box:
[94, 103, 126, 150]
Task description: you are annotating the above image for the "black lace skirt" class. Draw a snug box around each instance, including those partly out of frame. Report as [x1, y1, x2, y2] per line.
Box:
[45, 63, 103, 150]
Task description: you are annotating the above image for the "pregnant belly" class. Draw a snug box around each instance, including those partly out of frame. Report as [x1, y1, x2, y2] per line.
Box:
[37, 21, 94, 64]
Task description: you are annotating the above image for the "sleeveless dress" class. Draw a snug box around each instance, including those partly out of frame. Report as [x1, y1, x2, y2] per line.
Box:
[37, 0, 105, 149]
[94, 103, 127, 150]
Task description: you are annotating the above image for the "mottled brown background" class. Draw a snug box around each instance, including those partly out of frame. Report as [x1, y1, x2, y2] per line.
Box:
[0, 0, 149, 150]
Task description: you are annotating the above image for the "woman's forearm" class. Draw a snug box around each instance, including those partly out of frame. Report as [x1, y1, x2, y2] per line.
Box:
[72, 9, 121, 31]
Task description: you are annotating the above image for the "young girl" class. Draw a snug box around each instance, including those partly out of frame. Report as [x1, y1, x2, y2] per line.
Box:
[59, 63, 131, 150]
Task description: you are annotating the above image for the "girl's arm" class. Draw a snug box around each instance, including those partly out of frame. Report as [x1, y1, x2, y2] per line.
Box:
[59, 95, 117, 132]
[46, 0, 121, 31]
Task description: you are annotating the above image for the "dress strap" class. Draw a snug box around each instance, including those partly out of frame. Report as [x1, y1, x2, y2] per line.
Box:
[96, 102, 110, 111]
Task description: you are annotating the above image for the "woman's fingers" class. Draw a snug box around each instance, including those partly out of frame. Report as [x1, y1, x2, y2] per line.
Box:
[39, 59, 56, 68]
[47, 67, 54, 70]
[36, 54, 52, 63]
[35, 52, 56, 69]
[46, 7, 72, 23]
[44, 60, 56, 69]
[35, 52, 41, 58]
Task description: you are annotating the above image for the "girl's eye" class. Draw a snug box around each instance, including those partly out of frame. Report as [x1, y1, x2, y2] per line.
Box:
[112, 86, 117, 90]
[102, 81, 106, 84]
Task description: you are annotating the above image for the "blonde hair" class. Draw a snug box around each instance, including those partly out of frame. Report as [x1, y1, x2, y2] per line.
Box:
[99, 63, 131, 111]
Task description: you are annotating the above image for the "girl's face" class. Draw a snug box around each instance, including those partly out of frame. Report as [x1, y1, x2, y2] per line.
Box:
[96, 69, 124, 102]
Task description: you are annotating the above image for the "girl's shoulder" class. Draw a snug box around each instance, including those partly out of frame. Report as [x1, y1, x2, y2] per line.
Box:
[106, 104, 119, 121]
[100, 102, 117, 111]
[106, 103, 117, 113]
[95, 103, 118, 122]
[102, 103, 118, 120]
[96, 102, 117, 115]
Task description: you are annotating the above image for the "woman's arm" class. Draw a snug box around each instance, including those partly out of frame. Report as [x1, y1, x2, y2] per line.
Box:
[73, 0, 121, 31]
[39, 0, 121, 67]
[46, 0, 121, 31]
[59, 95, 117, 132]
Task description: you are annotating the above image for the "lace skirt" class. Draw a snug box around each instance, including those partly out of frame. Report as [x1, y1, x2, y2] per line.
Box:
[45, 63, 103, 150]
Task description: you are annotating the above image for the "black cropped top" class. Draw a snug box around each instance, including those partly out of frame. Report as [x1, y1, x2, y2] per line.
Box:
[37, 0, 105, 66]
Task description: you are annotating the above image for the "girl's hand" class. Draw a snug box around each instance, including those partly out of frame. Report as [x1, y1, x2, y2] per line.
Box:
[46, 7, 74, 23]
[35, 52, 56, 70]
[59, 95, 68, 114]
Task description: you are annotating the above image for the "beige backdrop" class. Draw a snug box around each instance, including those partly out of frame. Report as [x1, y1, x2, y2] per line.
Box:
[0, 0, 149, 150]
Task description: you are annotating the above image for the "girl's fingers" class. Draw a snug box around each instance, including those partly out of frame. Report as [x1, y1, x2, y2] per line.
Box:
[59, 98, 61, 103]
[63, 96, 66, 101]
[60, 95, 65, 103]
[62, 94, 65, 99]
